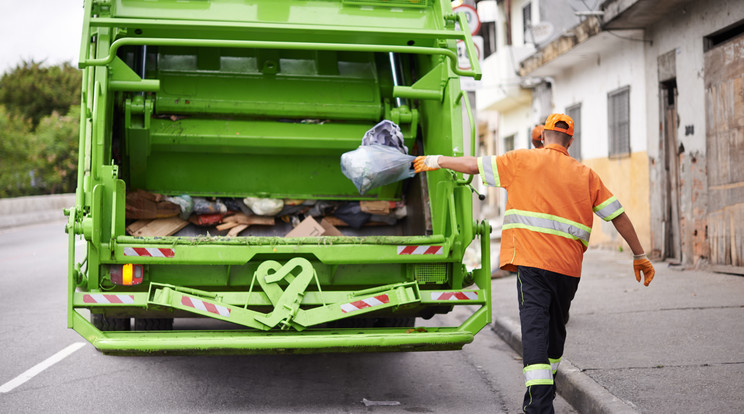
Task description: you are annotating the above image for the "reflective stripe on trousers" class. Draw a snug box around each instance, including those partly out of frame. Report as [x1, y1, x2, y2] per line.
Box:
[549, 357, 561, 375]
[523, 364, 553, 387]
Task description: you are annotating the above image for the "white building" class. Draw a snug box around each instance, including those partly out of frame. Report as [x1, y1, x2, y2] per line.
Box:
[472, 0, 587, 219]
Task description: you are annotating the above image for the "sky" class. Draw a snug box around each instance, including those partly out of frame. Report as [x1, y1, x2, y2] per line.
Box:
[0, 0, 85, 74]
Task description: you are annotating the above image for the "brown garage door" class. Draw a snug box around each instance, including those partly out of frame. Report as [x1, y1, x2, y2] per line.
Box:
[704, 31, 744, 268]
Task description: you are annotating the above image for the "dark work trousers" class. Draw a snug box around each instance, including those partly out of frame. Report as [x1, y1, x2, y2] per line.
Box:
[517, 266, 580, 414]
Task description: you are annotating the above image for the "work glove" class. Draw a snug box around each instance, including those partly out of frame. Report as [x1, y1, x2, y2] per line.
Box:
[414, 155, 441, 173]
[633, 254, 655, 286]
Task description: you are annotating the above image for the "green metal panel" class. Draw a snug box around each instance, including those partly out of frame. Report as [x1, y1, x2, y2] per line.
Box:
[67, 0, 491, 354]
[154, 49, 382, 120]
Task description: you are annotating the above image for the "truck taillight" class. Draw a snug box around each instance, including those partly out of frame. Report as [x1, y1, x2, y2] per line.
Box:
[110, 264, 144, 286]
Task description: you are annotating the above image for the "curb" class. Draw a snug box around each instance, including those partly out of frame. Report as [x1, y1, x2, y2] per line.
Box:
[491, 316, 639, 414]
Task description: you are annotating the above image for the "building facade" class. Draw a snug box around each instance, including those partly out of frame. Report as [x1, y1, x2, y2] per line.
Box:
[480, 0, 744, 268]
[628, 0, 744, 268]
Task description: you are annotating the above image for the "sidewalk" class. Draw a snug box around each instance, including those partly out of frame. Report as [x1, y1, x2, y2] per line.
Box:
[490, 247, 744, 414]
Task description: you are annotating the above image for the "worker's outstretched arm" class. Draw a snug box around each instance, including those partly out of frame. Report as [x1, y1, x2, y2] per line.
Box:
[611, 212, 655, 286]
[414, 156, 479, 175]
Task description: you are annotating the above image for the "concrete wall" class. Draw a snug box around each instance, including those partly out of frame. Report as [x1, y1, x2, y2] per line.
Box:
[475, 44, 533, 113]
[583, 153, 651, 250]
[644, 0, 744, 265]
[0, 194, 75, 229]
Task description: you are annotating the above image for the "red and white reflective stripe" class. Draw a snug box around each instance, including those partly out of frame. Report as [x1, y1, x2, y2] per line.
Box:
[123, 247, 175, 258]
[340, 294, 390, 313]
[397, 246, 444, 255]
[180, 296, 230, 317]
[83, 294, 135, 304]
[431, 291, 479, 301]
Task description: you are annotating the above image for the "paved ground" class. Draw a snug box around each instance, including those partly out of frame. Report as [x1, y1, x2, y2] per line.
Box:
[0, 219, 575, 413]
[491, 247, 744, 414]
[4, 198, 744, 413]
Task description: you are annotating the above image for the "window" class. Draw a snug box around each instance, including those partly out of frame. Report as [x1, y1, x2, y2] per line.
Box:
[566, 103, 582, 160]
[522, 2, 532, 43]
[608, 86, 630, 157]
[481, 21, 498, 57]
[704, 19, 744, 52]
[504, 134, 515, 152]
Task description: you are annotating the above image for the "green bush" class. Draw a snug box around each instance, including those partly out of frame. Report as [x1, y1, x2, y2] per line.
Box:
[0, 105, 34, 197]
[29, 106, 80, 195]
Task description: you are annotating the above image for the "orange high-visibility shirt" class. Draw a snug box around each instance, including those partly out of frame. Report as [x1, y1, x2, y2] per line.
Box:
[478, 144, 624, 277]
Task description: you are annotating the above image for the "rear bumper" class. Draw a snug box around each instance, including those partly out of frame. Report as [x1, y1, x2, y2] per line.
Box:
[73, 312, 475, 355]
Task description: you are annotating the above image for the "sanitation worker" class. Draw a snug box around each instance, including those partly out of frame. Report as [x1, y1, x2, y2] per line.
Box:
[414, 113, 655, 413]
[531, 124, 544, 148]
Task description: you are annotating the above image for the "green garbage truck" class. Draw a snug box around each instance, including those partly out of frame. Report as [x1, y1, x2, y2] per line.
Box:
[65, 0, 491, 354]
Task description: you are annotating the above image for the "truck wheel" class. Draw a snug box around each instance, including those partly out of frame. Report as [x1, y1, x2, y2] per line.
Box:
[91, 314, 131, 331]
[375, 317, 416, 328]
[134, 318, 174, 331]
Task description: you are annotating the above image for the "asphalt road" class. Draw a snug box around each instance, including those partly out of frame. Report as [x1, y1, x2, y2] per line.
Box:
[0, 220, 577, 413]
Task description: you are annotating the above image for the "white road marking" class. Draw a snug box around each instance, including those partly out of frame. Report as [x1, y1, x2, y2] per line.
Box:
[0, 342, 86, 393]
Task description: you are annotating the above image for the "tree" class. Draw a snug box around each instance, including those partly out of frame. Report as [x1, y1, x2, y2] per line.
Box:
[0, 60, 82, 128]
[0, 61, 81, 197]
[0, 105, 33, 197]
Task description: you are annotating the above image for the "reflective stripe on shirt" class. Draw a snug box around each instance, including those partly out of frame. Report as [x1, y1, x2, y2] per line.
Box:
[503, 209, 591, 246]
[593, 196, 625, 221]
[477, 156, 500, 187]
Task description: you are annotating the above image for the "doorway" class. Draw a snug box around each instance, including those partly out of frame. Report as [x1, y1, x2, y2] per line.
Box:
[661, 80, 682, 263]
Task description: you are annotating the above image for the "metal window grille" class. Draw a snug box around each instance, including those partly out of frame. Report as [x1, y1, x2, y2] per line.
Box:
[608, 86, 630, 157]
[522, 2, 532, 42]
[566, 103, 582, 161]
[504, 134, 515, 152]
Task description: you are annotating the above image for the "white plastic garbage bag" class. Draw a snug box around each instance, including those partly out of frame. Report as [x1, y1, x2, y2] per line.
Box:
[243, 197, 284, 216]
[340, 145, 415, 194]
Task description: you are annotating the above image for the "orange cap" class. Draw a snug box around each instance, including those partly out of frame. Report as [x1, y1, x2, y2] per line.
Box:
[544, 113, 574, 137]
